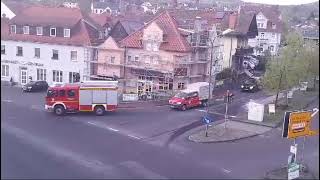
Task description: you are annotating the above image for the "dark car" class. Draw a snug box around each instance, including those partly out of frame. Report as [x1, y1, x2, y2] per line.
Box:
[240, 79, 260, 92]
[22, 81, 49, 92]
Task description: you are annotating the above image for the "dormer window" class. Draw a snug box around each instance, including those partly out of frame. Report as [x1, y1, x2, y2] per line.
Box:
[50, 28, 56, 37]
[23, 26, 29, 34]
[64, 28, 70, 38]
[98, 31, 103, 39]
[272, 23, 276, 29]
[10, 25, 16, 34]
[36, 27, 43, 35]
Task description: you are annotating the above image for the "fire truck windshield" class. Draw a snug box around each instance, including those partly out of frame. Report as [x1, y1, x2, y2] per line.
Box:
[46, 90, 56, 97]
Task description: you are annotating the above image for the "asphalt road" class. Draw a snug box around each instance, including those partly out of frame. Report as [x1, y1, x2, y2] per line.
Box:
[1, 85, 319, 179]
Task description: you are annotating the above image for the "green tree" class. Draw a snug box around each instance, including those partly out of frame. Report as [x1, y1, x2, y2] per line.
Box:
[262, 32, 306, 107]
[300, 41, 319, 89]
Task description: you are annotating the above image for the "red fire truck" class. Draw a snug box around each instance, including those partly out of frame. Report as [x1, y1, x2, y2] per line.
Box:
[45, 81, 118, 116]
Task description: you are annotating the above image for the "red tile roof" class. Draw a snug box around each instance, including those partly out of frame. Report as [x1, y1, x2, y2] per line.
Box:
[119, 10, 191, 52]
[89, 13, 113, 27]
[2, 6, 104, 46]
[10, 6, 83, 28]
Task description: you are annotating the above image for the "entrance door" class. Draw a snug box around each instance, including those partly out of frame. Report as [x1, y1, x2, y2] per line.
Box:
[20, 69, 27, 85]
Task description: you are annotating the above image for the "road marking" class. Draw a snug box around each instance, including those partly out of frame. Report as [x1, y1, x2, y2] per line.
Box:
[222, 168, 231, 173]
[127, 134, 141, 140]
[108, 127, 119, 132]
[196, 109, 207, 112]
[2, 99, 13, 103]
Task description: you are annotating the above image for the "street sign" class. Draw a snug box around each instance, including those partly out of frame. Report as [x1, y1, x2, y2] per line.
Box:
[288, 163, 300, 180]
[288, 111, 312, 139]
[282, 111, 312, 139]
[202, 115, 214, 124]
[290, 144, 297, 155]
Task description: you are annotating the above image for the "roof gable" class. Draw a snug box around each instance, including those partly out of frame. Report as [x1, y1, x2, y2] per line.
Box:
[99, 36, 121, 50]
[256, 12, 267, 20]
[119, 10, 191, 52]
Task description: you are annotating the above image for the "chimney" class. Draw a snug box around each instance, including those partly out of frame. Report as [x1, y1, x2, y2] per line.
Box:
[228, 13, 237, 29]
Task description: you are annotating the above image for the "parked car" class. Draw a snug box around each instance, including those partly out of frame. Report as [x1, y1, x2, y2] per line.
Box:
[22, 81, 49, 92]
[240, 78, 260, 92]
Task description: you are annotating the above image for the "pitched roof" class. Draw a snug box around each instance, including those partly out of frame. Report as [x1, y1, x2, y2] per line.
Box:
[89, 13, 113, 27]
[240, 4, 283, 33]
[119, 10, 191, 52]
[10, 6, 84, 27]
[1, 0, 32, 15]
[2, 6, 104, 46]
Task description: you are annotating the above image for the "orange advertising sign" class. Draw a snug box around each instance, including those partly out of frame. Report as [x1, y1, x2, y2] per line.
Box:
[287, 111, 312, 139]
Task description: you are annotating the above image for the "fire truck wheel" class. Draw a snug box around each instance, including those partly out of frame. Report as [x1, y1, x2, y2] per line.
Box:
[181, 105, 187, 111]
[54, 105, 65, 116]
[94, 106, 105, 116]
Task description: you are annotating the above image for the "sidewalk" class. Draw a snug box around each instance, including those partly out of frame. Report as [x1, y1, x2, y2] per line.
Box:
[188, 120, 272, 143]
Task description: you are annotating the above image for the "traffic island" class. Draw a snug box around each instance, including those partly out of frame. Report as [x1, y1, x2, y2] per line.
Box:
[264, 165, 316, 179]
[188, 121, 272, 143]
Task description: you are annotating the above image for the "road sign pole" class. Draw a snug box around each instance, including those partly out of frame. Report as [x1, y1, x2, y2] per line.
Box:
[224, 98, 228, 129]
[300, 136, 306, 164]
[205, 124, 208, 137]
[293, 138, 297, 163]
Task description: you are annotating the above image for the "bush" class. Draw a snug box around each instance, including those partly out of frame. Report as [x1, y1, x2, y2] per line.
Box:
[216, 68, 232, 80]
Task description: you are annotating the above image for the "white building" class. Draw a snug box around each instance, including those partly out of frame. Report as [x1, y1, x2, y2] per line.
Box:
[244, 5, 283, 56]
[1, 6, 104, 86]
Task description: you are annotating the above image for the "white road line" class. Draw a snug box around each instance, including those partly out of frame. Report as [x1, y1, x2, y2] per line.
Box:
[196, 109, 207, 112]
[222, 168, 231, 173]
[108, 127, 119, 132]
[2, 99, 13, 103]
[127, 134, 141, 140]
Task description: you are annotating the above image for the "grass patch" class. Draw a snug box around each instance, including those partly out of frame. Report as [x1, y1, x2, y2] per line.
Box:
[264, 84, 319, 127]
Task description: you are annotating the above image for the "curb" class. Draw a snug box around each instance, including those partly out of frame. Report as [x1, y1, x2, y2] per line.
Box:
[188, 132, 260, 144]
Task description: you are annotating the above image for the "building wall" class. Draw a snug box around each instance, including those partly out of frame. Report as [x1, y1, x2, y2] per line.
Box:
[1, 40, 89, 86]
[222, 36, 238, 69]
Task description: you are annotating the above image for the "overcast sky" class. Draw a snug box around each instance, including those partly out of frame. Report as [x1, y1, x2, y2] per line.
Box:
[241, 0, 319, 5]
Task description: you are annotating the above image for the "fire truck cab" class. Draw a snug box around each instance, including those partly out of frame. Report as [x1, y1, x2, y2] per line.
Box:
[45, 81, 118, 116]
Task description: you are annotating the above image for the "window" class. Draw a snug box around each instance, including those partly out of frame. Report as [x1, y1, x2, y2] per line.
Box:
[50, 28, 56, 37]
[52, 49, 59, 60]
[260, 33, 265, 39]
[178, 82, 185, 90]
[152, 43, 159, 51]
[98, 31, 103, 39]
[145, 56, 150, 64]
[59, 90, 66, 97]
[64, 28, 70, 37]
[134, 56, 139, 62]
[1, 45, 5, 54]
[67, 89, 76, 97]
[52, 70, 63, 82]
[146, 43, 152, 51]
[36, 27, 43, 35]
[269, 45, 274, 52]
[16, 46, 23, 56]
[70, 51, 77, 61]
[127, 55, 132, 61]
[69, 72, 80, 83]
[272, 33, 275, 38]
[37, 68, 46, 81]
[1, 65, 9, 77]
[272, 23, 276, 29]
[23, 26, 29, 34]
[34, 48, 40, 58]
[10, 25, 16, 34]
[110, 56, 115, 63]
